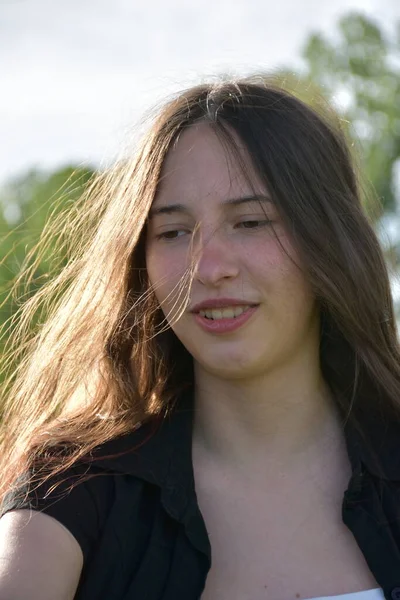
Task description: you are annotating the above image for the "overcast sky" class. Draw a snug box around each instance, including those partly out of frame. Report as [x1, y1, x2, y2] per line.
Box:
[1, 0, 399, 187]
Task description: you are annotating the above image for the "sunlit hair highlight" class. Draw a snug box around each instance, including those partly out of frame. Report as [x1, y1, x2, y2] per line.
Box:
[1, 73, 399, 501]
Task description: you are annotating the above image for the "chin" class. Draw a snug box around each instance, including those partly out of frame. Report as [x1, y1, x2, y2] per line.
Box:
[196, 347, 262, 379]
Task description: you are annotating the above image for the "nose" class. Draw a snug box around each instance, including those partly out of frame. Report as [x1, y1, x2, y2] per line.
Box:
[191, 228, 240, 287]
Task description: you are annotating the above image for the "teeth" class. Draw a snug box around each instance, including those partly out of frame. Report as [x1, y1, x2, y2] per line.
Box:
[199, 305, 251, 320]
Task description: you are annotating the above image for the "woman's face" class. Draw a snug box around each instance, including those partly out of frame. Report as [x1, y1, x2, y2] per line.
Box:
[145, 123, 319, 380]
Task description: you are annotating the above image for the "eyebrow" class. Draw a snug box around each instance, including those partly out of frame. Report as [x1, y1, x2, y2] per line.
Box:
[148, 194, 273, 219]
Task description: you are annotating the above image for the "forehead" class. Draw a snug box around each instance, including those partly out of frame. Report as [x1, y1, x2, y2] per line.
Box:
[156, 123, 266, 201]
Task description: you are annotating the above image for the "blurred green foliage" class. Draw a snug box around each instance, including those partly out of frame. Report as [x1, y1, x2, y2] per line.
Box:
[302, 12, 400, 215]
[0, 165, 95, 381]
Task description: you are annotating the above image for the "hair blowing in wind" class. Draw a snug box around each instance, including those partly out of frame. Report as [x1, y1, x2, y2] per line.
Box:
[1, 75, 399, 501]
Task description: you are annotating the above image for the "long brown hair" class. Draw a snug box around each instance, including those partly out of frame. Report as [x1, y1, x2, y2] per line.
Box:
[1, 74, 399, 500]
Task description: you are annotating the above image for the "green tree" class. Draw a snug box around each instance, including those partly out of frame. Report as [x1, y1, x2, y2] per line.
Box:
[301, 12, 400, 215]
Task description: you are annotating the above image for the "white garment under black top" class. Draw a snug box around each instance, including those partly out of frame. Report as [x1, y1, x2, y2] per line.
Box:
[305, 589, 384, 600]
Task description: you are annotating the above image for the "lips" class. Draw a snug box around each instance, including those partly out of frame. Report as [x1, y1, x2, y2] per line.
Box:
[190, 298, 259, 313]
[193, 304, 259, 334]
[198, 305, 251, 319]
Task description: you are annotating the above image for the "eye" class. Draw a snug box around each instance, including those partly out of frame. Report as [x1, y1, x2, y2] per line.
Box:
[155, 229, 188, 241]
[236, 219, 272, 229]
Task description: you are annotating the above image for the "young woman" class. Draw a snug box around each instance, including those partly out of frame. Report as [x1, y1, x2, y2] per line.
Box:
[1, 77, 400, 600]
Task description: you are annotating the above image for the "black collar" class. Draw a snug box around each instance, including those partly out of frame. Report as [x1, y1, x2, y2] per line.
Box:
[90, 386, 400, 505]
[89, 386, 196, 518]
[344, 401, 400, 481]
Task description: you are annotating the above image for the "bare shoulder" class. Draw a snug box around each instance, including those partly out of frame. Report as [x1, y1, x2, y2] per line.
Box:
[0, 509, 83, 600]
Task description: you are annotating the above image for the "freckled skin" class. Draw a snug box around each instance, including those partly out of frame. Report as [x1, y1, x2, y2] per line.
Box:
[145, 123, 320, 381]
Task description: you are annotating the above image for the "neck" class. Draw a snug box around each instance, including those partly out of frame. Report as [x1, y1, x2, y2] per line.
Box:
[192, 355, 343, 475]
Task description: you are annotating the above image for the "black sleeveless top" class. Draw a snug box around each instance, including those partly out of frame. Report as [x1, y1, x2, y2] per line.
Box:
[2, 388, 400, 600]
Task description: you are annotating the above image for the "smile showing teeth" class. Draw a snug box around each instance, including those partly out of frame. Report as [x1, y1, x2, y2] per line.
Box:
[198, 305, 251, 320]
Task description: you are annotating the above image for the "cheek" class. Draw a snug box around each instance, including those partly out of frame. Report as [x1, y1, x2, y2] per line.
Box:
[243, 236, 291, 286]
[146, 248, 187, 308]
[252, 239, 314, 312]
[272, 266, 316, 328]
